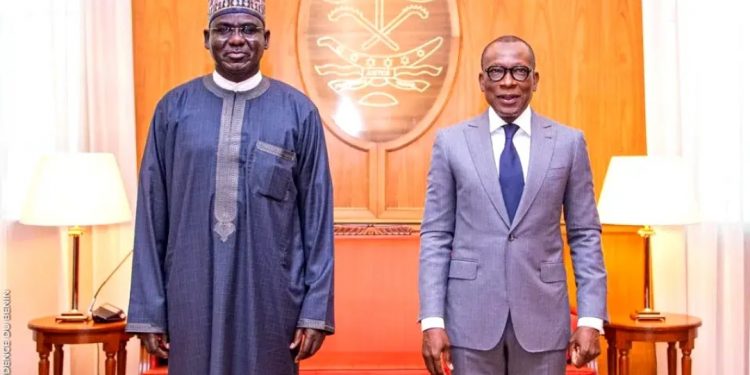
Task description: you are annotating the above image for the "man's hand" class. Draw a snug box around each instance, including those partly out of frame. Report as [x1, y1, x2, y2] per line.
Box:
[568, 326, 601, 367]
[139, 333, 169, 359]
[290, 328, 326, 363]
[422, 328, 452, 375]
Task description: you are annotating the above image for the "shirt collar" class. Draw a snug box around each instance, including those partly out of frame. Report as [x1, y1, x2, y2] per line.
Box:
[212, 71, 263, 92]
[488, 106, 532, 136]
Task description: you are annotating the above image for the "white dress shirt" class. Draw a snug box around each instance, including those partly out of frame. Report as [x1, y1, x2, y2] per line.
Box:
[213, 70, 262, 92]
[421, 107, 603, 334]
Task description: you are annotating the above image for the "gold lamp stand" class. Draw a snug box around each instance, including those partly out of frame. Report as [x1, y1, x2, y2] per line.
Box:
[19, 154, 133, 323]
[630, 225, 666, 321]
[56, 226, 88, 322]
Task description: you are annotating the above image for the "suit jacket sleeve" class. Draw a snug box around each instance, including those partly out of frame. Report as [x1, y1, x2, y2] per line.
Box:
[295, 108, 335, 333]
[564, 131, 608, 321]
[419, 130, 456, 321]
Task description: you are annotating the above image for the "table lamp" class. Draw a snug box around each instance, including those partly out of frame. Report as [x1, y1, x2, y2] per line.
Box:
[20, 153, 132, 322]
[598, 156, 699, 321]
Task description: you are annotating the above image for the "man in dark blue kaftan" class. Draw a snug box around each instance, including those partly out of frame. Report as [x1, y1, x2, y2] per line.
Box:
[126, 1, 334, 374]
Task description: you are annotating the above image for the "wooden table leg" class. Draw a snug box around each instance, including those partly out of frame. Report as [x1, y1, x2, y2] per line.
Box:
[36, 341, 52, 375]
[680, 339, 695, 375]
[618, 348, 630, 375]
[607, 344, 617, 375]
[104, 350, 116, 375]
[53, 344, 64, 375]
[667, 342, 677, 375]
[116, 340, 127, 375]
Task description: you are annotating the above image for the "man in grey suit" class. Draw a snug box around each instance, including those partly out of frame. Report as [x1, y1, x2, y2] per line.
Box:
[419, 35, 607, 375]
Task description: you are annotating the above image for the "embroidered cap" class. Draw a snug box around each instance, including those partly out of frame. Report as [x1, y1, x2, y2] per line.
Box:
[208, 0, 265, 24]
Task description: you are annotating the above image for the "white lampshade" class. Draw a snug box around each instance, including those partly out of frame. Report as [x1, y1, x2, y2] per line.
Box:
[20, 153, 132, 226]
[598, 156, 699, 226]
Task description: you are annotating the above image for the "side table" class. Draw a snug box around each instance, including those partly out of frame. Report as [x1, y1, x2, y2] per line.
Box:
[28, 316, 132, 375]
[604, 313, 701, 375]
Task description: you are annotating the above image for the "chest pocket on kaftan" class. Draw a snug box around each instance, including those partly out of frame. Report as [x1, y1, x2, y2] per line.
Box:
[252, 141, 296, 201]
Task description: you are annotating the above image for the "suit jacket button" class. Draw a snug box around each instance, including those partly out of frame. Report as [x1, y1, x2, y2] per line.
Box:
[508, 234, 516, 241]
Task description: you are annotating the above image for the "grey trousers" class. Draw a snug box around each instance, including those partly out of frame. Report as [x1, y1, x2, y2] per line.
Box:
[451, 316, 567, 375]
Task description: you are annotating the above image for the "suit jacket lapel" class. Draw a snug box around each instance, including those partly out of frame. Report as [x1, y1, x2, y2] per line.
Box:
[464, 113, 511, 228]
[511, 111, 555, 231]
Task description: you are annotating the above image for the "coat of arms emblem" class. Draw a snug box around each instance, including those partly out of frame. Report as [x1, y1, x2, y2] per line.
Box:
[298, 0, 460, 143]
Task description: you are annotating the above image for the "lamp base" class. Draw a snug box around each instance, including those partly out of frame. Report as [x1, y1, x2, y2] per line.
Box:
[630, 309, 666, 321]
[56, 310, 89, 323]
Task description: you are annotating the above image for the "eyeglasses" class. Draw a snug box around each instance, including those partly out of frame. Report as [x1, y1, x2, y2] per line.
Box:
[484, 66, 533, 82]
[210, 25, 264, 39]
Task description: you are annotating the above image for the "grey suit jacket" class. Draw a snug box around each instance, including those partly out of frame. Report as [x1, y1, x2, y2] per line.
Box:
[418, 110, 607, 353]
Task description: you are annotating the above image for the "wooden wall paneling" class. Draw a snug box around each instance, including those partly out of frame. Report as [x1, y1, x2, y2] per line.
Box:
[293, 1, 382, 220]
[381, 139, 433, 222]
[452, 0, 648, 197]
[133, 0, 647, 218]
[132, 0, 214, 168]
[381, 0, 647, 217]
[132, 0, 650, 372]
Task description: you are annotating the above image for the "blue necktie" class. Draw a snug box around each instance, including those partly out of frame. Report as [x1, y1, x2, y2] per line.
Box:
[499, 124, 524, 222]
